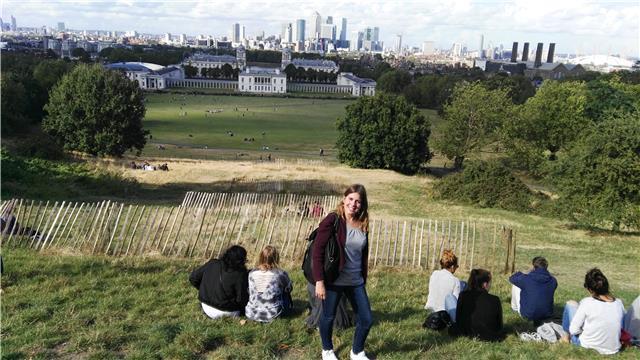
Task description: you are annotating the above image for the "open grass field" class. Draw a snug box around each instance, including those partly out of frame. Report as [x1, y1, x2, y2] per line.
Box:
[140, 93, 443, 162]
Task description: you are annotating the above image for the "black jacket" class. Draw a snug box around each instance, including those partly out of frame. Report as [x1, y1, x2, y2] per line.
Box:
[450, 289, 505, 342]
[189, 259, 249, 313]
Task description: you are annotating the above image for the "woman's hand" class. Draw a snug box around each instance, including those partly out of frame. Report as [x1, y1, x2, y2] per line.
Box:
[315, 280, 326, 300]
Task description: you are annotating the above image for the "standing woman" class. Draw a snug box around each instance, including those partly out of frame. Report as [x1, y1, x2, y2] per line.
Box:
[189, 245, 249, 319]
[314, 184, 373, 360]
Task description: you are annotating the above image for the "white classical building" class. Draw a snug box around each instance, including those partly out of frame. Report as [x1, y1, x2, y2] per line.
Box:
[238, 66, 286, 94]
[183, 46, 247, 76]
[337, 73, 376, 96]
[105, 62, 183, 90]
[290, 58, 339, 73]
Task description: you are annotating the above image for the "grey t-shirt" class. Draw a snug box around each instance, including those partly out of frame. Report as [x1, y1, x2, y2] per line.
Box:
[332, 223, 367, 286]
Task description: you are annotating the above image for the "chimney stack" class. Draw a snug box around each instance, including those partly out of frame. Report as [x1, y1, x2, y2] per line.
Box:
[522, 42, 529, 62]
[534, 42, 543, 67]
[511, 42, 518, 63]
[547, 43, 555, 63]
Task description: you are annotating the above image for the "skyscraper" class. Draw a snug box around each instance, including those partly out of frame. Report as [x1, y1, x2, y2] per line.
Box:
[311, 11, 322, 39]
[295, 19, 305, 42]
[395, 34, 402, 54]
[479, 34, 484, 59]
[373, 27, 379, 42]
[282, 23, 292, 43]
[320, 24, 336, 42]
[57, 22, 65, 31]
[11, 15, 16, 31]
[339, 18, 347, 47]
[240, 25, 246, 41]
[326, 16, 333, 24]
[232, 23, 240, 43]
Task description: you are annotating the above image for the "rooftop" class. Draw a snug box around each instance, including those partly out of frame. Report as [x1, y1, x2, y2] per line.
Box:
[105, 62, 164, 72]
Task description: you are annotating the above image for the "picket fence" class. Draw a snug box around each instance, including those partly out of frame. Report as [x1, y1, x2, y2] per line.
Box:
[0, 195, 517, 273]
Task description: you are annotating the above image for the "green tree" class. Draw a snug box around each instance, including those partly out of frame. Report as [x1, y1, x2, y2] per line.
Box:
[502, 80, 589, 173]
[42, 64, 147, 157]
[33, 59, 75, 91]
[584, 77, 640, 122]
[71, 47, 91, 62]
[436, 82, 513, 168]
[336, 93, 431, 175]
[550, 111, 640, 231]
[1, 73, 31, 134]
[376, 69, 412, 94]
[483, 74, 535, 105]
[283, 63, 297, 81]
[183, 64, 197, 78]
[221, 64, 233, 79]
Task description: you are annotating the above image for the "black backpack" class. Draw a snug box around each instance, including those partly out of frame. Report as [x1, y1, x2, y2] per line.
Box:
[302, 213, 341, 284]
[423, 310, 452, 331]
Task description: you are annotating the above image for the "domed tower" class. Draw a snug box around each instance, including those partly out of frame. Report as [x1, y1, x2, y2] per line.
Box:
[236, 45, 246, 70]
[281, 47, 292, 69]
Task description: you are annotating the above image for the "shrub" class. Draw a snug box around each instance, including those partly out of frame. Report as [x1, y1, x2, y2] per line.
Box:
[434, 160, 536, 212]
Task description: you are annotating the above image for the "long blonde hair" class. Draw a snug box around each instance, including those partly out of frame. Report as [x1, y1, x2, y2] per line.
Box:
[335, 184, 369, 232]
[256, 245, 280, 271]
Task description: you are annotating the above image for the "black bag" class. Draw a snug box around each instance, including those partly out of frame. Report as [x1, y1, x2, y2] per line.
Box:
[302, 213, 340, 284]
[423, 310, 452, 331]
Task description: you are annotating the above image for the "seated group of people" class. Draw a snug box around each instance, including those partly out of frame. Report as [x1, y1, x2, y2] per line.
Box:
[129, 161, 169, 171]
[425, 250, 639, 355]
[189, 245, 639, 355]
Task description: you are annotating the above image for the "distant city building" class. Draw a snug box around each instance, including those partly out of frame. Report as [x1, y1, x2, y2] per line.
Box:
[339, 18, 347, 47]
[57, 22, 65, 32]
[179, 34, 187, 45]
[395, 34, 402, 54]
[11, 15, 16, 31]
[320, 23, 336, 41]
[164, 33, 171, 44]
[238, 66, 286, 94]
[479, 34, 484, 59]
[422, 41, 434, 55]
[106, 62, 183, 90]
[311, 11, 322, 39]
[232, 23, 241, 43]
[183, 54, 239, 75]
[295, 19, 306, 43]
[337, 73, 376, 96]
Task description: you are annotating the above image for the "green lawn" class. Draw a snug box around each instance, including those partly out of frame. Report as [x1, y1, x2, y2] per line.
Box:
[142, 94, 354, 159]
[2, 248, 638, 359]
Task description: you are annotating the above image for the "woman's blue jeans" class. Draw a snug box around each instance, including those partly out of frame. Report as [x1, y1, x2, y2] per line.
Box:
[319, 284, 373, 353]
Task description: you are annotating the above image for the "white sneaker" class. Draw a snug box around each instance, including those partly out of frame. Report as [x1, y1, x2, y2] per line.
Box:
[350, 350, 370, 360]
[322, 349, 338, 360]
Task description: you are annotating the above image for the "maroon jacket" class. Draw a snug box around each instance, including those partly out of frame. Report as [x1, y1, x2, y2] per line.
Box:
[312, 212, 369, 284]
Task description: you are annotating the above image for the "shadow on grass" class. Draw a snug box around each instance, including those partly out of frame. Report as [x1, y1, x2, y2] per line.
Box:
[560, 223, 640, 237]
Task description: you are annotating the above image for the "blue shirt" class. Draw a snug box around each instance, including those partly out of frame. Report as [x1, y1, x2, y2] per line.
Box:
[510, 268, 557, 321]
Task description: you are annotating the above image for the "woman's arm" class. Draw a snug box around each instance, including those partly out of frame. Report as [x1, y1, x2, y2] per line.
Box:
[189, 262, 207, 289]
[569, 302, 587, 335]
[311, 213, 338, 282]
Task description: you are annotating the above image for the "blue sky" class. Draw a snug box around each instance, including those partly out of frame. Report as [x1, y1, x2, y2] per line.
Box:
[2, 0, 638, 57]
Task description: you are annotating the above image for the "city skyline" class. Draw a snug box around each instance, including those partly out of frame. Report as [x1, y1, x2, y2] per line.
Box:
[2, 0, 638, 57]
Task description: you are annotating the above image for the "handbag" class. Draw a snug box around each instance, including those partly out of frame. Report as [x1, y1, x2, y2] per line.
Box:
[302, 212, 341, 284]
[423, 310, 452, 331]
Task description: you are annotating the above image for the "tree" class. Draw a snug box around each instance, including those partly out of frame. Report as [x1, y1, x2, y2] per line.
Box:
[376, 69, 412, 94]
[1, 73, 30, 134]
[584, 77, 640, 123]
[283, 63, 297, 81]
[42, 64, 147, 157]
[221, 63, 233, 79]
[71, 47, 91, 62]
[501, 80, 589, 173]
[483, 74, 535, 105]
[183, 64, 197, 78]
[436, 82, 513, 168]
[550, 111, 640, 231]
[336, 93, 431, 175]
[33, 59, 75, 91]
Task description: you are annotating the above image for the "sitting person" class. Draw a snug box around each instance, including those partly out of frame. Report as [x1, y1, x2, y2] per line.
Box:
[424, 250, 465, 322]
[562, 268, 625, 355]
[509, 256, 557, 325]
[245, 246, 293, 322]
[189, 245, 249, 319]
[623, 295, 640, 343]
[449, 268, 505, 342]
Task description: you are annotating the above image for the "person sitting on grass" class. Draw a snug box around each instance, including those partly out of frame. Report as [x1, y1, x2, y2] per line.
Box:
[562, 268, 625, 355]
[449, 268, 505, 342]
[623, 295, 640, 345]
[189, 245, 249, 320]
[424, 250, 465, 322]
[509, 256, 557, 325]
[245, 246, 293, 323]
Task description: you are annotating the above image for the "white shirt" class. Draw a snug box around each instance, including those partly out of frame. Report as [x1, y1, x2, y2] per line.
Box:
[570, 297, 625, 355]
[424, 269, 461, 311]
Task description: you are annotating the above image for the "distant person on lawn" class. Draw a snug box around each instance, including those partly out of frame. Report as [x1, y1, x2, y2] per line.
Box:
[424, 250, 465, 322]
[449, 268, 505, 342]
[509, 256, 557, 325]
[245, 246, 293, 323]
[562, 268, 625, 355]
[189, 245, 249, 319]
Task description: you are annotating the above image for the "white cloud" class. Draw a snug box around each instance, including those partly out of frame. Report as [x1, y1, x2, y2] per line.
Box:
[2, 0, 638, 56]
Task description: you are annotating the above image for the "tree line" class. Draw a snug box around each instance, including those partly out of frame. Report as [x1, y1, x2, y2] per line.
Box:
[337, 73, 640, 231]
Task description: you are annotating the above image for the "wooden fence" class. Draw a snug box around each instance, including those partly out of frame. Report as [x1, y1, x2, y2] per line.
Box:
[0, 196, 517, 273]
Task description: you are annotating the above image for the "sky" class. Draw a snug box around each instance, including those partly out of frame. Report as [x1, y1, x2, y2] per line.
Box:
[2, 0, 639, 58]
